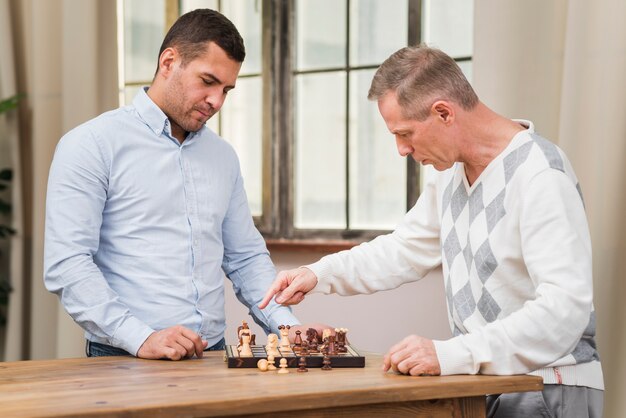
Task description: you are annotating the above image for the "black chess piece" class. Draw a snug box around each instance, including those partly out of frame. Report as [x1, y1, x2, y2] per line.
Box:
[321, 354, 332, 371]
[297, 355, 308, 372]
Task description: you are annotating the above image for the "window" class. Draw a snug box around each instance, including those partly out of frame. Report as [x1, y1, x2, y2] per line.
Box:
[118, 0, 474, 242]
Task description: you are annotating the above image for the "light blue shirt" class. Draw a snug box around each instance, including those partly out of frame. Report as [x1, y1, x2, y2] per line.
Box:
[44, 88, 298, 355]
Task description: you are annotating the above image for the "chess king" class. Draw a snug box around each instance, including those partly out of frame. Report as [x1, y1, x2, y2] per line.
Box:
[259, 45, 603, 418]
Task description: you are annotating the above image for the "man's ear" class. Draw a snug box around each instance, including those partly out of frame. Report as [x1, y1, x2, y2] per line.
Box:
[431, 100, 454, 124]
[157, 47, 177, 77]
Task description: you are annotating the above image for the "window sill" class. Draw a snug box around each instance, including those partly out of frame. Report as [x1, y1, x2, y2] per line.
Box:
[265, 238, 359, 254]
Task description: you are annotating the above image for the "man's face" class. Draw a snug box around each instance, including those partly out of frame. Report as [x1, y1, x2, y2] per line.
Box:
[162, 42, 242, 135]
[378, 92, 454, 171]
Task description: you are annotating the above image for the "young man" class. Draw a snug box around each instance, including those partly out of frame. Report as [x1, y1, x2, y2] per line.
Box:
[44, 9, 312, 361]
[260, 45, 604, 417]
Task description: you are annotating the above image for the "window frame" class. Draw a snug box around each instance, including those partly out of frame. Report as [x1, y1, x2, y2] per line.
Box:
[119, 0, 474, 245]
[259, 0, 423, 242]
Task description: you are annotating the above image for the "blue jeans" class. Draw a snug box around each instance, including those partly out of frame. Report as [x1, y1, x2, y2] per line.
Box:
[86, 337, 226, 357]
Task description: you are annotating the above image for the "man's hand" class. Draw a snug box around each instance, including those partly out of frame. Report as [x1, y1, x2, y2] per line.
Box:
[383, 335, 441, 376]
[258, 267, 318, 309]
[137, 325, 208, 360]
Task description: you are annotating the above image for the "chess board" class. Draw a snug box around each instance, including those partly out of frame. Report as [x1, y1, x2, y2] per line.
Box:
[225, 345, 365, 368]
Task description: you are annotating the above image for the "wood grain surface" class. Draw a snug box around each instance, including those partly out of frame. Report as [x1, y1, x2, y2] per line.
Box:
[0, 351, 543, 417]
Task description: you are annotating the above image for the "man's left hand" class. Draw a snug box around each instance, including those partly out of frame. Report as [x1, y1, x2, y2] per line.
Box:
[383, 335, 441, 376]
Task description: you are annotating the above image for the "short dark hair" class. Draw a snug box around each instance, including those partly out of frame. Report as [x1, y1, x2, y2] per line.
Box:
[156, 8, 245, 74]
[368, 45, 478, 120]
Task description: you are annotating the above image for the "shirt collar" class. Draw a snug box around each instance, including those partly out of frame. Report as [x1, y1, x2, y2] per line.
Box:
[132, 87, 205, 143]
[132, 87, 171, 137]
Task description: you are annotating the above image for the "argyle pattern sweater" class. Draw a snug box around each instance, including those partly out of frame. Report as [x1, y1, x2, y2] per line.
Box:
[308, 121, 603, 389]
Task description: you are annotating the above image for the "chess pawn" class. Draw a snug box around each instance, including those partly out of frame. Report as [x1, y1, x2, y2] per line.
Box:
[257, 359, 269, 372]
[297, 355, 308, 373]
[267, 354, 277, 371]
[277, 358, 289, 374]
[321, 354, 332, 371]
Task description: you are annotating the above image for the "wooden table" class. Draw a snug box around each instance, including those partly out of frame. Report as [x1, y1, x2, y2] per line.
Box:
[0, 352, 542, 417]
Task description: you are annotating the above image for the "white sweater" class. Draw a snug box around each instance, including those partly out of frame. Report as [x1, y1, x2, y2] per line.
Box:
[308, 121, 603, 390]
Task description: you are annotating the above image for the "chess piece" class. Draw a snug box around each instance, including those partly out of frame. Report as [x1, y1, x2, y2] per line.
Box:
[297, 355, 308, 372]
[294, 330, 303, 348]
[267, 354, 277, 371]
[306, 328, 319, 350]
[237, 321, 249, 347]
[239, 332, 253, 357]
[327, 335, 337, 355]
[322, 328, 332, 341]
[277, 358, 289, 374]
[266, 333, 280, 357]
[321, 354, 332, 371]
[335, 328, 348, 353]
[257, 359, 268, 371]
[278, 325, 291, 350]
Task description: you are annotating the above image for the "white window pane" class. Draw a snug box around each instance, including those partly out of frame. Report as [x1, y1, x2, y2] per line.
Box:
[124, 0, 165, 83]
[123, 85, 143, 106]
[181, 1, 260, 75]
[180, 0, 218, 13]
[295, 73, 346, 229]
[220, 77, 263, 216]
[457, 60, 473, 84]
[296, 0, 347, 71]
[422, 0, 473, 58]
[221, 0, 262, 75]
[349, 70, 406, 230]
[350, 0, 408, 67]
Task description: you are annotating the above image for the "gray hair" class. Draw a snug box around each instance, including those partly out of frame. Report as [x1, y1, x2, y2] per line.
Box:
[368, 45, 478, 120]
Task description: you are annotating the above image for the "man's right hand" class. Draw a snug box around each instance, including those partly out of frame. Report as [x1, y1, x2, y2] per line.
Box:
[137, 325, 208, 360]
[258, 267, 318, 309]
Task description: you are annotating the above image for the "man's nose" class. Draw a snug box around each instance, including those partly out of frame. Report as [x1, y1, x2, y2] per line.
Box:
[206, 89, 226, 112]
[396, 137, 413, 157]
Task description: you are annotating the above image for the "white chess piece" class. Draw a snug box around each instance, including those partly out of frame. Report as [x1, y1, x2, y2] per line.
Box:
[239, 332, 253, 357]
[279, 325, 291, 351]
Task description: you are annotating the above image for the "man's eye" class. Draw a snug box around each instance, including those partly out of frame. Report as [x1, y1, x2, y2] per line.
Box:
[202, 79, 214, 85]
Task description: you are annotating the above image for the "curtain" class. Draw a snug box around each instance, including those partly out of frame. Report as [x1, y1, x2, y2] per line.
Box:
[474, 0, 626, 416]
[6, 0, 118, 360]
[0, 0, 24, 361]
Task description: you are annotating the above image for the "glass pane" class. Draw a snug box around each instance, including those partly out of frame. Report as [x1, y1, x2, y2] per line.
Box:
[295, 72, 347, 229]
[181, 1, 260, 75]
[422, 0, 473, 58]
[124, 0, 165, 83]
[221, 0, 262, 75]
[296, 0, 347, 71]
[350, 0, 408, 67]
[123, 85, 144, 106]
[220, 77, 262, 216]
[457, 60, 473, 84]
[349, 70, 406, 229]
[180, 0, 218, 13]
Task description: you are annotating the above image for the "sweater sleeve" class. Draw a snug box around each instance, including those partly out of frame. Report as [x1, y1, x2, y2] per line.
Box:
[307, 176, 442, 295]
[434, 169, 593, 375]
